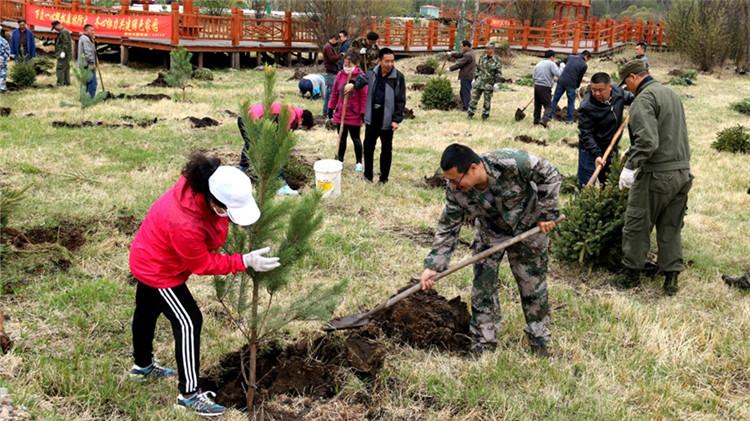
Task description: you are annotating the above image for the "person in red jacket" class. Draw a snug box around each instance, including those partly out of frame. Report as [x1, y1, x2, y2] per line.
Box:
[128, 152, 280, 417]
[329, 53, 368, 172]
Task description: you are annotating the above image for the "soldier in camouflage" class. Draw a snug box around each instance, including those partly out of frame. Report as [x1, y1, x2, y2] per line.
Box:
[467, 43, 502, 120]
[420, 144, 562, 356]
[351, 31, 380, 72]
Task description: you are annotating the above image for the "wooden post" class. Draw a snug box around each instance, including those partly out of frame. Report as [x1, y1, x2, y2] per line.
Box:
[171, 2, 179, 45]
[231, 7, 240, 47]
[572, 22, 580, 54]
[84, 0, 91, 13]
[544, 20, 552, 48]
[622, 17, 629, 43]
[427, 20, 435, 51]
[232, 52, 240, 69]
[472, 21, 480, 48]
[592, 20, 599, 52]
[283, 10, 292, 47]
[656, 23, 663, 46]
[197, 52, 203, 68]
[120, 0, 128, 14]
[521, 20, 529, 49]
[561, 20, 568, 44]
[72, 0, 79, 12]
[608, 19, 614, 48]
[448, 21, 456, 49]
[120, 45, 128, 66]
[383, 18, 391, 45]
[508, 22, 514, 44]
[404, 19, 413, 51]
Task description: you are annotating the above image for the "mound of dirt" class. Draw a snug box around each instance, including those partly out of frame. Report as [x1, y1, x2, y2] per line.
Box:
[114, 215, 141, 236]
[284, 152, 318, 190]
[147, 72, 169, 87]
[2, 224, 87, 252]
[0, 107, 10, 117]
[110, 93, 171, 101]
[411, 82, 426, 91]
[554, 106, 579, 122]
[51, 118, 158, 129]
[403, 107, 415, 120]
[287, 67, 308, 81]
[422, 171, 444, 188]
[560, 137, 578, 148]
[186, 116, 220, 128]
[416, 64, 436, 75]
[224, 109, 239, 118]
[374, 288, 471, 352]
[514, 134, 547, 146]
[383, 225, 470, 249]
[203, 326, 386, 408]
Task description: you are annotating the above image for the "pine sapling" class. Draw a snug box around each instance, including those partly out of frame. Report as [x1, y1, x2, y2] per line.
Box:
[213, 66, 347, 416]
[165, 46, 193, 101]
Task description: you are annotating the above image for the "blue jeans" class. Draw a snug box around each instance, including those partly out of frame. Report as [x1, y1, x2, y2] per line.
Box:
[577, 147, 614, 190]
[545, 84, 576, 122]
[86, 71, 97, 98]
[322, 73, 335, 117]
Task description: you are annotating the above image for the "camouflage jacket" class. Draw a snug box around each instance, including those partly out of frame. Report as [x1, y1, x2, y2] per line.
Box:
[474, 54, 502, 90]
[424, 149, 561, 272]
[351, 37, 380, 72]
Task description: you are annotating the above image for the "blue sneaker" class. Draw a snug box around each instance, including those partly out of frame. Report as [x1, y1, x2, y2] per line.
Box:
[355, 163, 363, 173]
[128, 359, 175, 381]
[176, 390, 225, 417]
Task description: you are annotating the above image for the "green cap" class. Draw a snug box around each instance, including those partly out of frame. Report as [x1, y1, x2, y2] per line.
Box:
[618, 60, 648, 86]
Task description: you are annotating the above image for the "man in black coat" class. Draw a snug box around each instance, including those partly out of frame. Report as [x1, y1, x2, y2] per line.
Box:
[542, 50, 590, 125]
[576, 72, 634, 189]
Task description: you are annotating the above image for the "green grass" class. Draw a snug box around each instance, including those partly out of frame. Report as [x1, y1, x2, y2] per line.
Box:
[1, 50, 750, 419]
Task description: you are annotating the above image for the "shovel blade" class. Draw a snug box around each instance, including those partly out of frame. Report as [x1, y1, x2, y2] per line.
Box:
[323, 312, 371, 331]
[514, 108, 525, 121]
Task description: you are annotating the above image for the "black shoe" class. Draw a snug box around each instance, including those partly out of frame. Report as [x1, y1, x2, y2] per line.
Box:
[612, 268, 641, 289]
[643, 260, 659, 277]
[540, 120, 549, 128]
[467, 113, 474, 120]
[723, 273, 750, 289]
[481, 115, 489, 121]
[663, 272, 679, 296]
[529, 341, 550, 358]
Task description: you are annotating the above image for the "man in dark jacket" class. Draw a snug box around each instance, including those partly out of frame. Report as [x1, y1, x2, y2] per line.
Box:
[615, 60, 692, 296]
[576, 72, 634, 189]
[362, 48, 406, 184]
[322, 33, 342, 119]
[337, 29, 350, 69]
[448, 40, 476, 111]
[542, 50, 590, 125]
[9, 19, 36, 62]
[52, 20, 72, 86]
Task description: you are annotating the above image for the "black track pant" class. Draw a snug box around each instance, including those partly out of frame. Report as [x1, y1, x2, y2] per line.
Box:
[132, 281, 203, 395]
[336, 124, 363, 164]
[533, 84, 552, 124]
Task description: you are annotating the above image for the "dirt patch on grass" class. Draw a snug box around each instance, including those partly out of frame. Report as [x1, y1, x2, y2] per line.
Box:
[554, 107, 579, 122]
[186, 116, 220, 128]
[383, 225, 471, 249]
[411, 82, 426, 91]
[420, 170, 444, 189]
[202, 326, 386, 408]
[514, 134, 548, 146]
[108, 93, 171, 101]
[416, 64, 436, 75]
[147, 72, 169, 87]
[261, 396, 367, 420]
[285, 152, 319, 190]
[375, 288, 471, 352]
[2, 224, 87, 252]
[51, 117, 158, 129]
[114, 215, 141, 236]
[0, 107, 10, 117]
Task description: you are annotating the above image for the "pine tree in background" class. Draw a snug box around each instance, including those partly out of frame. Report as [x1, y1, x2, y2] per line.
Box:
[552, 159, 629, 270]
[213, 66, 347, 416]
[165, 46, 193, 101]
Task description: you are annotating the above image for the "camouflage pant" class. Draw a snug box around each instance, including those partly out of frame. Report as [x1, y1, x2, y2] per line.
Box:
[467, 86, 493, 118]
[471, 231, 551, 347]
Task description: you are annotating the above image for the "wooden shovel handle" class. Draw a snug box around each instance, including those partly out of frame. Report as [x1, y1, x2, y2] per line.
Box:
[337, 71, 354, 140]
[522, 97, 533, 110]
[585, 115, 629, 187]
[372, 215, 567, 313]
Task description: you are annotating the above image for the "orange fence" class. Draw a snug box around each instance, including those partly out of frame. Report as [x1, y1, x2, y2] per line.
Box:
[1, 0, 666, 52]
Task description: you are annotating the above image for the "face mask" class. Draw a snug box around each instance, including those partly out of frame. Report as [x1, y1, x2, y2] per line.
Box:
[343, 66, 354, 74]
[213, 206, 228, 218]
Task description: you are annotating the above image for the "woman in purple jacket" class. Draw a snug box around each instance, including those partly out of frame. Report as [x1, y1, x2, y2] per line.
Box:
[329, 53, 368, 172]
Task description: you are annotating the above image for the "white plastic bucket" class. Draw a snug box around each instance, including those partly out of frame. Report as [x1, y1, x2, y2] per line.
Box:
[313, 159, 343, 198]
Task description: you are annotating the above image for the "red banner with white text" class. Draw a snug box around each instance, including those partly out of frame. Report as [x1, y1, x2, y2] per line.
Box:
[26, 4, 172, 39]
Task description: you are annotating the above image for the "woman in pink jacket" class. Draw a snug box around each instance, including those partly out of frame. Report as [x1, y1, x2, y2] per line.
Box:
[329, 53, 368, 172]
[128, 152, 280, 417]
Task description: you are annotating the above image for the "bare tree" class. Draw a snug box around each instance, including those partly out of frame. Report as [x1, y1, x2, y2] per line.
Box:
[666, 0, 732, 71]
[512, 0, 552, 27]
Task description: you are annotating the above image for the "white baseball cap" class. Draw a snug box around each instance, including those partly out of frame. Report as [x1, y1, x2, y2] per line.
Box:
[208, 166, 260, 226]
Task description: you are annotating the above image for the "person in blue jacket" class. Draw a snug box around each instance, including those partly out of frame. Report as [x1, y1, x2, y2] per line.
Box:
[10, 19, 36, 62]
[542, 50, 589, 126]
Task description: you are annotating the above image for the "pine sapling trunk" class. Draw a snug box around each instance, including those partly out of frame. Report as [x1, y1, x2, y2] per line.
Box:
[245, 279, 260, 415]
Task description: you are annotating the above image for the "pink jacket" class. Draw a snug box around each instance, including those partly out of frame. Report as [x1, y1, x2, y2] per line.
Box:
[129, 176, 246, 289]
[248, 102, 304, 129]
[328, 67, 368, 126]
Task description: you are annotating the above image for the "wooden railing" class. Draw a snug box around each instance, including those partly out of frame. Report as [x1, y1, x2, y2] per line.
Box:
[0, 0, 666, 52]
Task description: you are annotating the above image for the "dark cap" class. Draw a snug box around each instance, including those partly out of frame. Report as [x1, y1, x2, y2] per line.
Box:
[51, 20, 60, 27]
[544, 49, 555, 58]
[618, 60, 648, 86]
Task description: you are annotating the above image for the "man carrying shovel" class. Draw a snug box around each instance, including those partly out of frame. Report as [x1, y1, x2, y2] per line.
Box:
[576, 72, 633, 189]
[77, 24, 97, 98]
[420, 144, 561, 356]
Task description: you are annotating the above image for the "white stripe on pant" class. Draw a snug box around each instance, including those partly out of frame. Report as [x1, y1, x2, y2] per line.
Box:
[159, 288, 197, 393]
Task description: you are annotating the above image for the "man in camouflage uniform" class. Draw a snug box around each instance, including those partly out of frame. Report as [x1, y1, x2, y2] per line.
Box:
[350, 31, 380, 72]
[467, 42, 502, 120]
[52, 20, 72, 86]
[420, 144, 561, 356]
[615, 60, 692, 296]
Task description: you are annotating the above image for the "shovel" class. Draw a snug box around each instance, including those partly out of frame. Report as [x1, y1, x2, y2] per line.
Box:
[324, 215, 566, 331]
[514, 97, 533, 121]
[585, 115, 629, 187]
[333, 71, 354, 159]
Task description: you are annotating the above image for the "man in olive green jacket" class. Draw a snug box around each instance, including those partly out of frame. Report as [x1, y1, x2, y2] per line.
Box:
[616, 61, 692, 295]
[52, 20, 71, 86]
